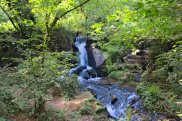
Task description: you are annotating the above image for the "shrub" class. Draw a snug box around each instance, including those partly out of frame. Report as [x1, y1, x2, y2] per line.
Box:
[155, 45, 182, 95]
[0, 67, 19, 115]
[137, 83, 162, 110]
[109, 70, 135, 83]
[78, 99, 96, 115]
[55, 74, 79, 99]
[142, 45, 182, 96]
[47, 108, 68, 121]
[0, 117, 11, 121]
[0, 50, 79, 120]
[136, 82, 181, 113]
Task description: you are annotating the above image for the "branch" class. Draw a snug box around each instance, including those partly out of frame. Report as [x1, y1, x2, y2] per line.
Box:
[50, 0, 90, 31]
[0, 6, 21, 33]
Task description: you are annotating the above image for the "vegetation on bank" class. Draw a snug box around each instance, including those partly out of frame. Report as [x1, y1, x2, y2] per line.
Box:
[0, 0, 181, 120]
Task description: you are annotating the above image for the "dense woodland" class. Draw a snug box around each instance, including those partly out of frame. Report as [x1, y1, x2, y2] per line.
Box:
[0, 0, 182, 121]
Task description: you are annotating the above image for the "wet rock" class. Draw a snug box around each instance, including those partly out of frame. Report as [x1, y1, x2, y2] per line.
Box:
[72, 44, 79, 53]
[70, 66, 86, 74]
[80, 69, 90, 79]
[111, 96, 118, 104]
[79, 68, 97, 79]
[87, 69, 97, 78]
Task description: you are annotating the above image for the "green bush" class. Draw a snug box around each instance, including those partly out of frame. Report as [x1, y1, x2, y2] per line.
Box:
[109, 70, 135, 83]
[155, 45, 182, 95]
[78, 99, 96, 115]
[0, 67, 20, 115]
[47, 108, 67, 121]
[55, 74, 79, 99]
[0, 86, 17, 114]
[137, 83, 162, 110]
[101, 44, 128, 70]
[0, 117, 11, 121]
[146, 40, 166, 61]
[0, 51, 79, 120]
[142, 45, 182, 96]
[136, 82, 181, 113]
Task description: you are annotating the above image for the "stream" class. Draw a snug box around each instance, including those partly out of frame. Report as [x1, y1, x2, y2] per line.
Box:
[69, 36, 179, 121]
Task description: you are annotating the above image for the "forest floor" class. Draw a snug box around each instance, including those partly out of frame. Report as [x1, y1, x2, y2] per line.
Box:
[46, 90, 108, 121]
[10, 91, 103, 121]
[46, 91, 94, 112]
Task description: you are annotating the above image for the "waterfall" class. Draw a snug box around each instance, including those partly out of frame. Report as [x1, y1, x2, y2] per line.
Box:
[75, 37, 89, 67]
[71, 36, 97, 78]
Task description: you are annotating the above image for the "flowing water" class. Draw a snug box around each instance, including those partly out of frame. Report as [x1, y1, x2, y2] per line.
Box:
[70, 37, 144, 120]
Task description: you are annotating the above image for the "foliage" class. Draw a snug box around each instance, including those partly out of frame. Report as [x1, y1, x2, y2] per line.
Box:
[78, 99, 96, 115]
[102, 44, 137, 84]
[109, 71, 135, 83]
[55, 74, 79, 99]
[0, 67, 19, 115]
[0, 21, 14, 32]
[137, 82, 181, 113]
[15, 51, 76, 112]
[86, 0, 182, 45]
[145, 40, 168, 60]
[107, 57, 142, 83]
[142, 45, 182, 95]
[137, 82, 162, 110]
[46, 108, 68, 121]
[78, 99, 109, 121]
[125, 107, 132, 121]
[137, 44, 182, 116]
[0, 117, 12, 121]
[0, 0, 182, 120]
[101, 44, 124, 64]
[0, 34, 42, 66]
[0, 51, 79, 120]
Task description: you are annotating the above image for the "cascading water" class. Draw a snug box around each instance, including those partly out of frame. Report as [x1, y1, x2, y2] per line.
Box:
[70, 36, 144, 120]
[75, 37, 88, 67]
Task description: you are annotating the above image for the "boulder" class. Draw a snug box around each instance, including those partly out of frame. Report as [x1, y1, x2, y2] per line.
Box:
[92, 48, 105, 68]
[80, 68, 97, 79]
[70, 66, 86, 75]
[87, 69, 97, 78]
